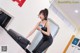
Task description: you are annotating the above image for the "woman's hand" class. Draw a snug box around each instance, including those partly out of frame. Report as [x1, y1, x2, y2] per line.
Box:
[37, 26, 42, 31]
[26, 35, 29, 38]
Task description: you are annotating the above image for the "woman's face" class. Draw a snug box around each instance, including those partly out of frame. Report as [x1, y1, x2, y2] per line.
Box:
[39, 13, 45, 20]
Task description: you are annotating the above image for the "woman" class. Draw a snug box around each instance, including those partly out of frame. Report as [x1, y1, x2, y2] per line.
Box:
[26, 8, 53, 53]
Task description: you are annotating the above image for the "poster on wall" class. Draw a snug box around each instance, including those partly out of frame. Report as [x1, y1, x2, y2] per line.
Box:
[12, 0, 26, 7]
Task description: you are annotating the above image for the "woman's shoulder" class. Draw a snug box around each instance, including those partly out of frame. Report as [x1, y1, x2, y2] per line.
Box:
[38, 21, 41, 24]
[37, 21, 41, 25]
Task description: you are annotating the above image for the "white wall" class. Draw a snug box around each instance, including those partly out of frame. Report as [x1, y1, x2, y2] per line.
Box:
[76, 29, 80, 39]
[0, 0, 76, 53]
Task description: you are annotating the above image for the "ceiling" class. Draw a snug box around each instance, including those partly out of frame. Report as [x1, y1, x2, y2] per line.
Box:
[51, 0, 80, 31]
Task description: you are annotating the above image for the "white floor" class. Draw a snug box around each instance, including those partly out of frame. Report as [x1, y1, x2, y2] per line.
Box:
[0, 26, 26, 53]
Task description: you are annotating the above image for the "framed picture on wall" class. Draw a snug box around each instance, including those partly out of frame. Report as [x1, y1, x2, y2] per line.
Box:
[72, 38, 79, 45]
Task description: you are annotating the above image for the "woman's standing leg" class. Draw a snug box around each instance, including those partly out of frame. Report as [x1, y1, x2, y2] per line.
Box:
[34, 40, 53, 53]
[32, 38, 44, 53]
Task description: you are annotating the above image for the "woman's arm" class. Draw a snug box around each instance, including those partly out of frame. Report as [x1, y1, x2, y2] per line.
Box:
[26, 22, 40, 38]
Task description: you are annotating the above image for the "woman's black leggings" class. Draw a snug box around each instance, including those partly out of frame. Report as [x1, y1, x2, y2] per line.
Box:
[32, 36, 53, 53]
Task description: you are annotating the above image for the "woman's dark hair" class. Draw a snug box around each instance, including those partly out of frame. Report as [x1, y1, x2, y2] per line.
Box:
[39, 8, 48, 20]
